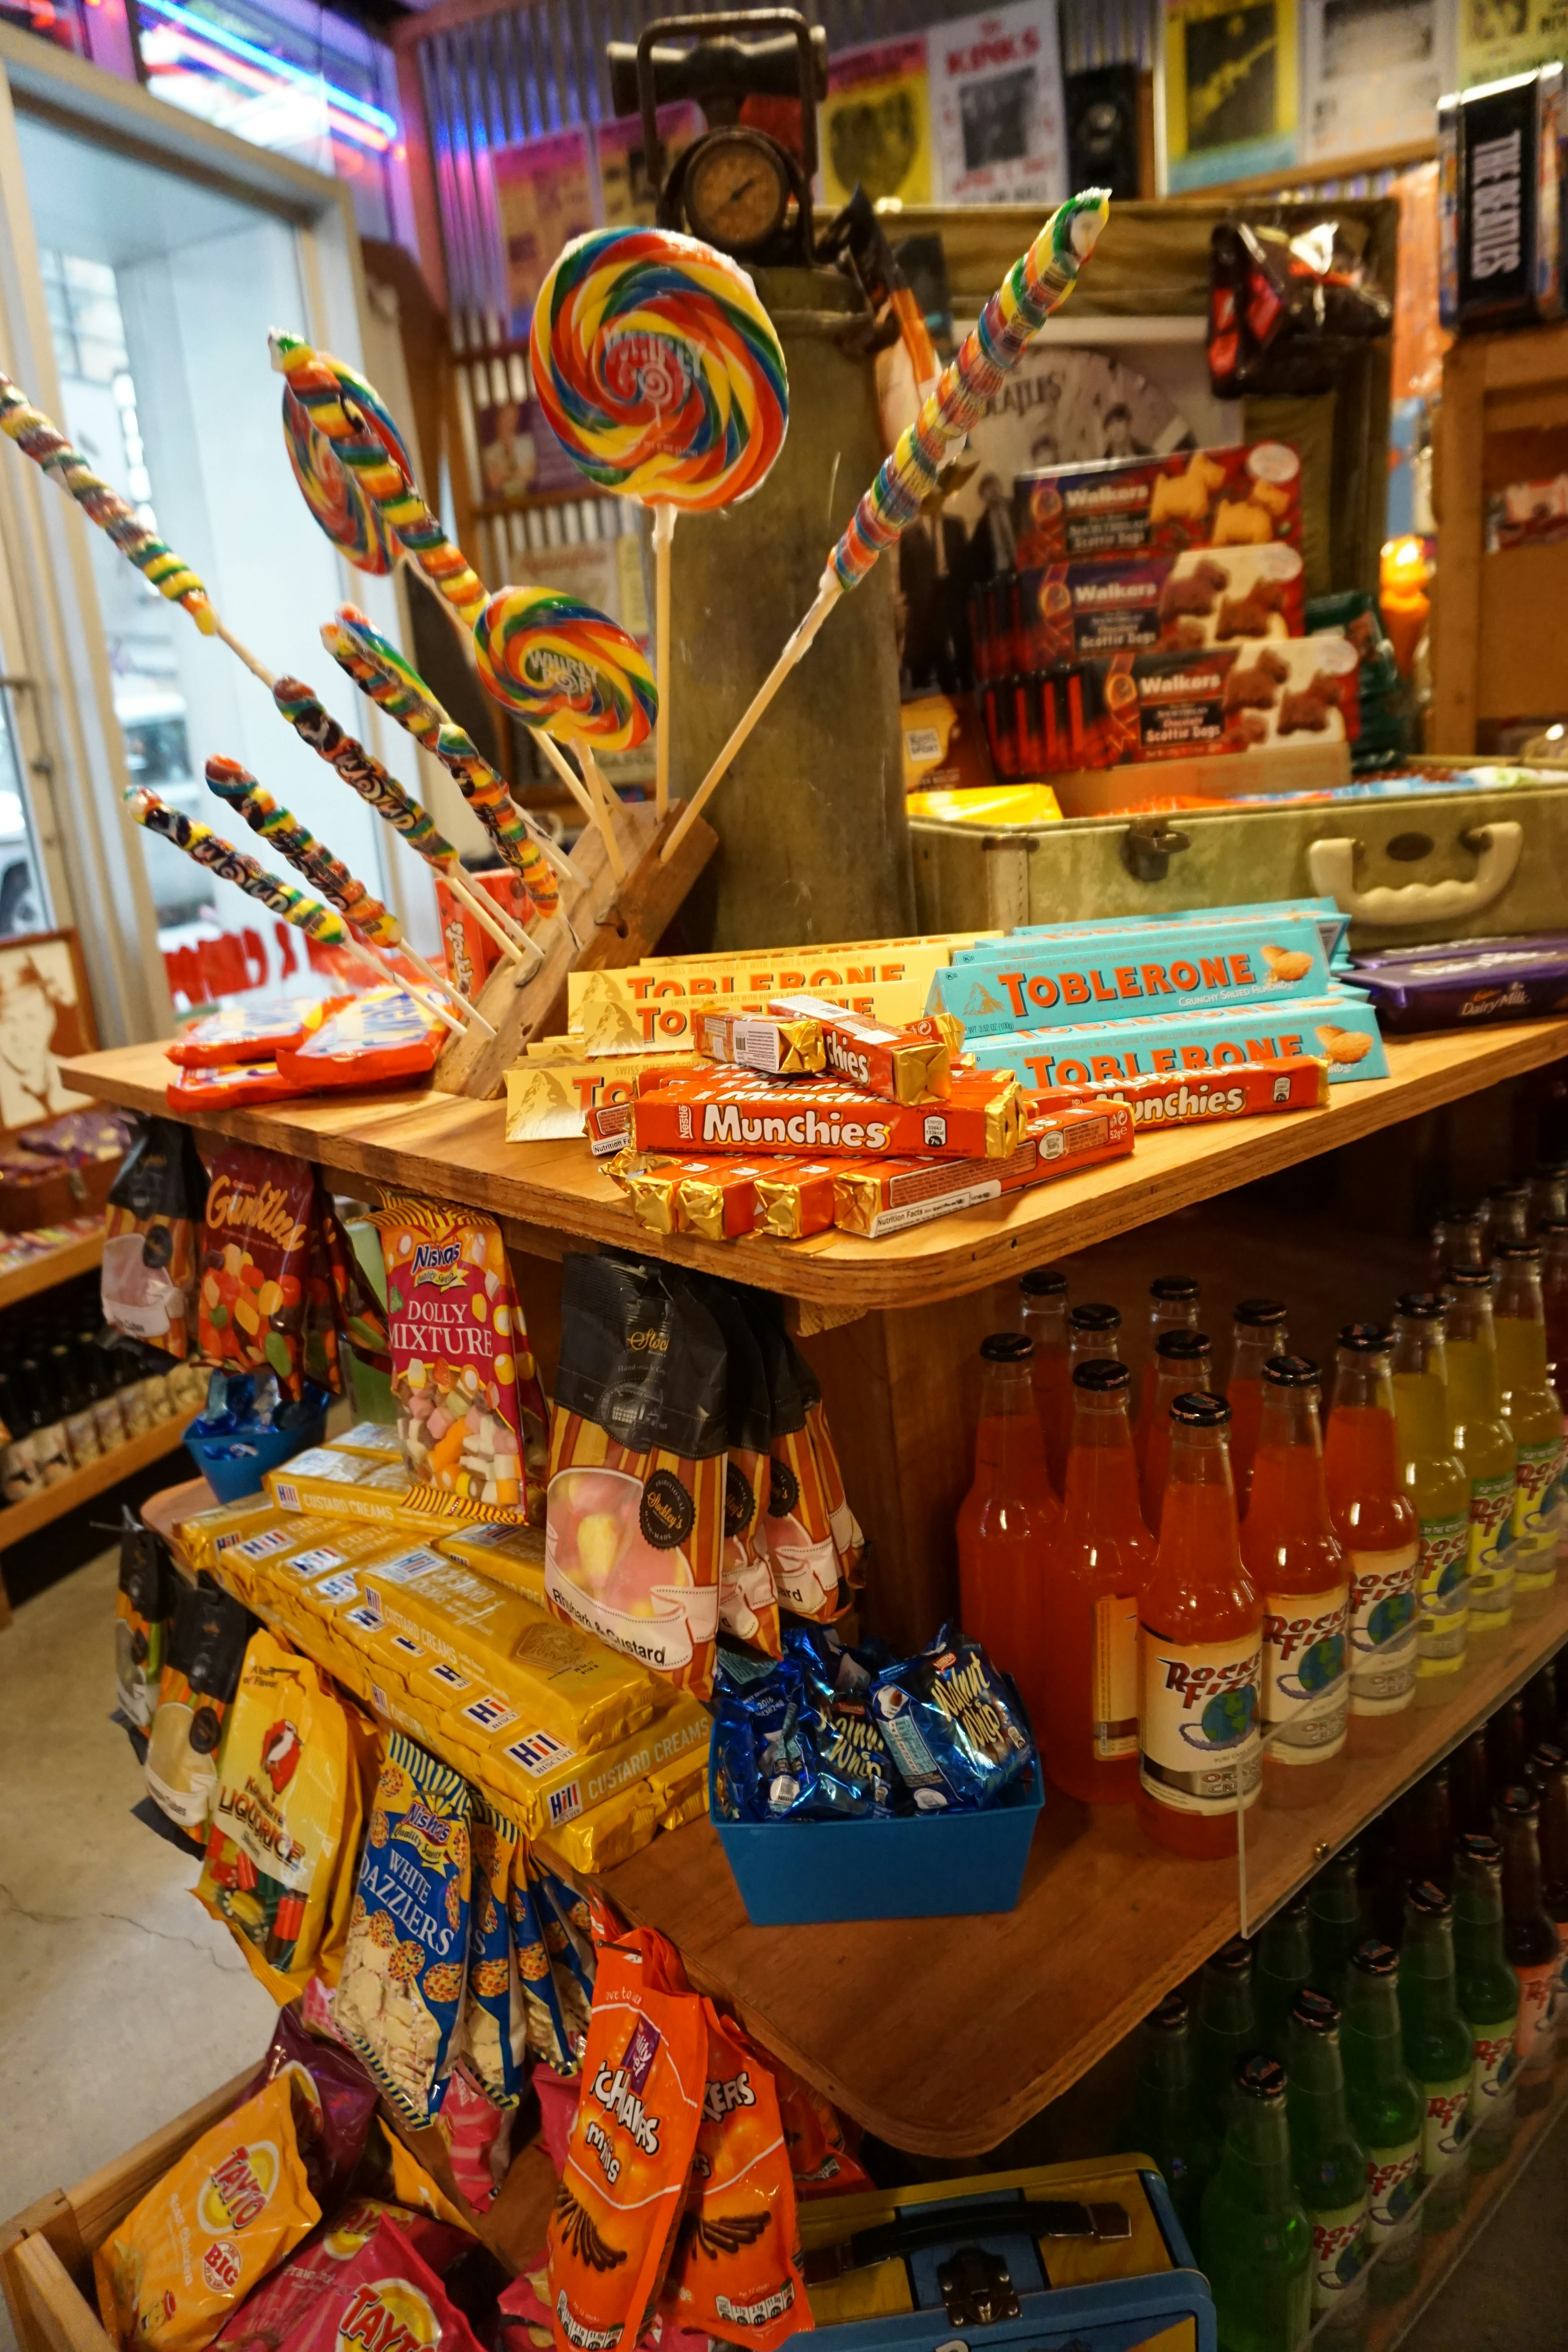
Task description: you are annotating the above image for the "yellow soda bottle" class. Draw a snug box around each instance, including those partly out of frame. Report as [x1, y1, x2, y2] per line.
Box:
[1391, 1292, 1470, 1702]
[1445, 1265, 1518, 1644]
[1492, 1242, 1563, 1617]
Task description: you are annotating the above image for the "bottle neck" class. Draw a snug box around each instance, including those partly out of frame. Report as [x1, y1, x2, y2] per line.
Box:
[1287, 2030, 1353, 2135]
[1022, 1297, 1067, 1354]
[1401, 1915, 1459, 2005]
[1070, 1323, 1120, 1367]
[1342, 1974, 1405, 2068]
[1501, 1816, 1547, 1918]
[975, 1361, 1051, 1486]
[1390, 1315, 1454, 1463]
[1228, 1321, 1286, 1388]
[1324, 1350, 1403, 1505]
[1200, 1970, 1255, 2035]
[1157, 1421, 1243, 1566]
[1062, 1388, 1143, 1521]
[1139, 2031, 1194, 2098]
[1149, 1296, 1199, 1343]
[1153, 1351, 1213, 1417]
[1452, 1854, 1505, 1936]
[1219, 2101, 1295, 2197]
[1494, 1261, 1546, 1328]
[1248, 1383, 1336, 1539]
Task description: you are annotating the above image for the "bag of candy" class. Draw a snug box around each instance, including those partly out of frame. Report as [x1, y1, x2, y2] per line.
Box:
[771, 2063, 873, 2199]
[870, 1626, 1035, 1811]
[694, 1277, 780, 1657]
[94, 2071, 321, 2352]
[102, 1116, 207, 1358]
[373, 1193, 548, 1524]
[115, 1506, 171, 1731]
[741, 1299, 862, 1624]
[198, 1145, 316, 1401]
[546, 1254, 727, 1699]
[145, 1584, 255, 1842]
[661, 2005, 808, 2350]
[246, 2008, 379, 2212]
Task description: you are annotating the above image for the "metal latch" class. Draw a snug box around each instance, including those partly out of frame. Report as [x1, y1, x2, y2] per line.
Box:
[1120, 816, 1191, 884]
[938, 2246, 1020, 2327]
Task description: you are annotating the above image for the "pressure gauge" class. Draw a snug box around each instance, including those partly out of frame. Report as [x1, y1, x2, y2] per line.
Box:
[682, 129, 791, 254]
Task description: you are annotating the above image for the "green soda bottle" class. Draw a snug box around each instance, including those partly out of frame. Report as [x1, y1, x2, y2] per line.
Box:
[1258, 1893, 1314, 2063]
[1452, 1831, 1519, 2169]
[1530, 1741, 1568, 2059]
[1198, 1937, 1261, 2139]
[1493, 1243, 1564, 1615]
[1444, 1266, 1518, 1642]
[1398, 1880, 1474, 2232]
[1284, 1990, 1370, 2336]
[1390, 1292, 1470, 1697]
[1117, 1989, 1218, 2248]
[1200, 2053, 1313, 2352]
[1340, 1940, 1423, 2306]
[1497, 1784, 1561, 2114]
[1310, 1843, 1369, 2002]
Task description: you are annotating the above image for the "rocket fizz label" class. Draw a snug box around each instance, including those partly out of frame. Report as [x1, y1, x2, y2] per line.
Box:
[1308, 2198, 1369, 2314]
[1421, 2077, 1471, 2177]
[1138, 1627, 1262, 1817]
[1466, 1473, 1516, 1627]
[1468, 2025, 1518, 2127]
[1511, 1439, 1561, 1593]
[1364, 2140, 1421, 2255]
[1415, 1510, 1470, 1675]
[1514, 1959, 1558, 2069]
[1260, 1588, 1348, 1765]
[1346, 1546, 1419, 1715]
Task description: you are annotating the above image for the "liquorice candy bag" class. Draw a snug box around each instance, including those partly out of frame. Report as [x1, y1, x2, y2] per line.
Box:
[115, 1506, 171, 1731]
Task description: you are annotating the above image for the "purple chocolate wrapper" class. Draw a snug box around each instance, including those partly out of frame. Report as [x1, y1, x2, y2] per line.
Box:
[248, 2004, 379, 2207]
[1350, 934, 1568, 1031]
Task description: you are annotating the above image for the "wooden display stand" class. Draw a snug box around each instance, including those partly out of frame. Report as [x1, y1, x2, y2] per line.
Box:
[1431, 319, 1568, 751]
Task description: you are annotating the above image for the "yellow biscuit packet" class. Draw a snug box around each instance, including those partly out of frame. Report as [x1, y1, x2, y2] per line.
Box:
[436, 1520, 546, 1601]
[536, 1776, 661, 1873]
[647, 1742, 708, 1831]
[94, 2072, 321, 2352]
[466, 1692, 711, 1841]
[177, 1497, 294, 1577]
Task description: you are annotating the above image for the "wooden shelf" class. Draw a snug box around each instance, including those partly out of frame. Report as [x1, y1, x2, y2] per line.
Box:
[0, 1223, 103, 1314]
[60, 1019, 1568, 1314]
[0, 1414, 188, 1551]
[595, 1590, 1568, 2158]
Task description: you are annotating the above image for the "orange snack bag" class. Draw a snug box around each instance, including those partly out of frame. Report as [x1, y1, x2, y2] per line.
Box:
[94, 2073, 321, 2352]
[771, 2064, 874, 2199]
[661, 2007, 809, 2349]
[546, 1940, 706, 2352]
[742, 1298, 863, 1624]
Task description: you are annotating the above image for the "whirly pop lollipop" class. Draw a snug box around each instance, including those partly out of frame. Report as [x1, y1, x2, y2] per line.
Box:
[281, 356, 406, 576]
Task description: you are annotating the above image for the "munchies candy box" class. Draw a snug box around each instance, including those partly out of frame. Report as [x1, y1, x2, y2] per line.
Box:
[832, 1102, 1134, 1238]
[969, 992, 1390, 1088]
[633, 1066, 1023, 1160]
[1015, 439, 1303, 564]
[928, 913, 1335, 1037]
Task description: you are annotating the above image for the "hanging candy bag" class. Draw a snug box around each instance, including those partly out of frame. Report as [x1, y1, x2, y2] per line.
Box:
[198, 1144, 316, 1400]
[102, 1116, 207, 1358]
[454, 1796, 525, 2109]
[694, 1277, 780, 1657]
[742, 1298, 858, 1624]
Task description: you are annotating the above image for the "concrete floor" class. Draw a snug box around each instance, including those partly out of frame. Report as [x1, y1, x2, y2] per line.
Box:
[1, 1548, 1564, 2352]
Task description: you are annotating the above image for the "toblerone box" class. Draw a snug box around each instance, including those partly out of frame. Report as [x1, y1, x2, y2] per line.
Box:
[950, 899, 1350, 968]
[505, 1053, 702, 1142]
[969, 992, 1389, 1087]
[929, 915, 1335, 1039]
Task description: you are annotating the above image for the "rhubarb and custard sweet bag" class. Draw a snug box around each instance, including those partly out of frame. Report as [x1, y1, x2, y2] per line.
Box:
[660, 2005, 808, 2350]
[198, 1145, 316, 1400]
[693, 1277, 780, 1657]
[94, 2071, 321, 2352]
[545, 1253, 727, 1699]
[373, 1193, 548, 1524]
[741, 1298, 861, 1624]
[102, 1116, 207, 1359]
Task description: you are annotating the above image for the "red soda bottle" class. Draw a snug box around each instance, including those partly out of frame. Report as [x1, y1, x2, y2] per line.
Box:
[957, 1331, 1059, 1696]
[1141, 1328, 1214, 1535]
[1324, 1324, 1420, 1755]
[1225, 1298, 1289, 1509]
[1020, 1266, 1071, 1496]
[1136, 1276, 1201, 1468]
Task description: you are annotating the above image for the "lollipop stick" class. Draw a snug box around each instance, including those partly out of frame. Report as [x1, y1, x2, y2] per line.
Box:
[390, 938, 498, 1033]
[661, 579, 840, 864]
[652, 503, 675, 821]
[213, 621, 277, 693]
[580, 749, 628, 880]
[347, 935, 471, 1040]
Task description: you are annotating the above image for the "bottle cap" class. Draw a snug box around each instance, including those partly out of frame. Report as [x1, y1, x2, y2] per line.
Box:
[1276, 1889, 1309, 1920]
[1446, 1263, 1493, 1289]
[1148, 1991, 1189, 2030]
[1234, 2053, 1287, 2102]
[1069, 1301, 1120, 1332]
[1290, 1987, 1341, 2032]
[1208, 1935, 1254, 1977]
[1457, 1831, 1502, 1869]
[1350, 1938, 1399, 1979]
[1172, 1390, 1231, 1427]
[1262, 1353, 1320, 1387]
[1234, 1297, 1287, 1326]
[1337, 1321, 1391, 1351]
[1406, 1879, 1452, 1918]
[980, 1332, 1034, 1364]
[1020, 1267, 1067, 1298]
[1493, 1241, 1541, 1264]
[1073, 1358, 1130, 1392]
[1530, 1742, 1568, 1781]
[1154, 1328, 1211, 1361]
[1497, 1784, 1540, 1820]
[1150, 1275, 1200, 1302]
[1395, 1290, 1447, 1320]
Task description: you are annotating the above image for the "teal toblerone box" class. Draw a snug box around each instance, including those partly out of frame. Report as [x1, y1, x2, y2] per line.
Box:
[928, 915, 1336, 1038]
[967, 992, 1389, 1087]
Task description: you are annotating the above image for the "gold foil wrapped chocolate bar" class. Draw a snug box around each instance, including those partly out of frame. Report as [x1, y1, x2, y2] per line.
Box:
[753, 1160, 837, 1238]
[833, 1100, 1135, 1238]
[695, 1006, 825, 1076]
[769, 991, 951, 1102]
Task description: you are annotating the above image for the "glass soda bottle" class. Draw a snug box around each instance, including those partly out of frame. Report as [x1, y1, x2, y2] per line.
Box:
[1020, 1266, 1071, 1496]
[1069, 1300, 1122, 1376]
[1340, 1940, 1423, 2306]
[1310, 1844, 1369, 2003]
[1484, 1180, 1532, 1250]
[1523, 1664, 1559, 1751]
[1396, 1764, 1454, 1895]
[1492, 1242, 1563, 1614]
[1451, 1728, 1492, 1838]
[1445, 1265, 1518, 1642]
[1037, 1359, 1152, 1806]
[1324, 1325, 1420, 1748]
[1486, 1693, 1528, 1797]
[1496, 1784, 1560, 2113]
[1398, 1881, 1474, 2232]
[1532, 1160, 1568, 1227]
[1285, 1989, 1370, 2334]
[1136, 1393, 1262, 1860]
[1428, 1202, 1484, 1294]
[1243, 1355, 1350, 1808]
[1452, 1831, 1519, 2169]
[1117, 1989, 1217, 2249]
[956, 1332, 1060, 1690]
[1530, 1741, 1568, 2059]
[1199, 2054, 1312, 2352]
[1540, 1216, 1568, 1400]
[1136, 1275, 1201, 1467]
[1226, 1298, 1290, 1512]
[1390, 1291, 1470, 1698]
[1197, 1936, 1261, 2139]
[1258, 1893, 1314, 2064]
[1140, 1329, 1214, 1535]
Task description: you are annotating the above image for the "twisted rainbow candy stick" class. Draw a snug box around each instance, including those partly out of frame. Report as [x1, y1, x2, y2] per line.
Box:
[270, 332, 487, 624]
[124, 787, 469, 1039]
[474, 589, 657, 753]
[662, 191, 1111, 864]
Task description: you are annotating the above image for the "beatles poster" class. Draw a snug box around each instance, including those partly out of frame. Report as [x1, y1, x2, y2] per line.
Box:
[1459, 0, 1568, 87]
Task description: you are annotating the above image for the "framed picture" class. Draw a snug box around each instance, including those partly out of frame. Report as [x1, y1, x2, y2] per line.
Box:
[0, 929, 98, 1136]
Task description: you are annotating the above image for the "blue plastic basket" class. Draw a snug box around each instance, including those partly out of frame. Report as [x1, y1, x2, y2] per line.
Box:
[184, 1387, 331, 1503]
[710, 1747, 1045, 1925]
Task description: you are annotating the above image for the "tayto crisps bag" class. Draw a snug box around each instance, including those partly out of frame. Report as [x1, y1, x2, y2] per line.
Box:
[257, 2215, 484, 2352]
[195, 1631, 354, 2002]
[693, 1277, 780, 1657]
[742, 1298, 863, 1624]
[199, 1145, 316, 1400]
[102, 1115, 207, 1358]
[546, 1253, 727, 1698]
[94, 2071, 321, 2352]
[210, 2202, 471, 2352]
[546, 1942, 706, 2352]
[374, 1193, 549, 1524]
[334, 1734, 472, 2127]
[660, 2005, 808, 2350]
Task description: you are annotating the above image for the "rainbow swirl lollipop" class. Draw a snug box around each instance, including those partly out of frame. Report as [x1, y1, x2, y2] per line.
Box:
[474, 587, 657, 755]
[282, 368, 403, 575]
[528, 228, 787, 511]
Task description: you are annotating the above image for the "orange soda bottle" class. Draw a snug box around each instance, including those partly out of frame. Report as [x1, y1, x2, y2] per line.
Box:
[1324, 1324, 1421, 1755]
[1241, 1355, 1350, 1809]
[1137, 1392, 1263, 1859]
[1226, 1298, 1290, 1510]
[1069, 1301, 1123, 1374]
[957, 1331, 1060, 1689]
[1020, 1266, 1071, 1495]
[1136, 1276, 1202, 1468]
[1141, 1328, 1214, 1533]
[1038, 1358, 1154, 1805]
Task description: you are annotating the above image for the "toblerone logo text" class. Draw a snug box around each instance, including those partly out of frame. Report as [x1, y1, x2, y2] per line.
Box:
[999, 954, 1261, 1017]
